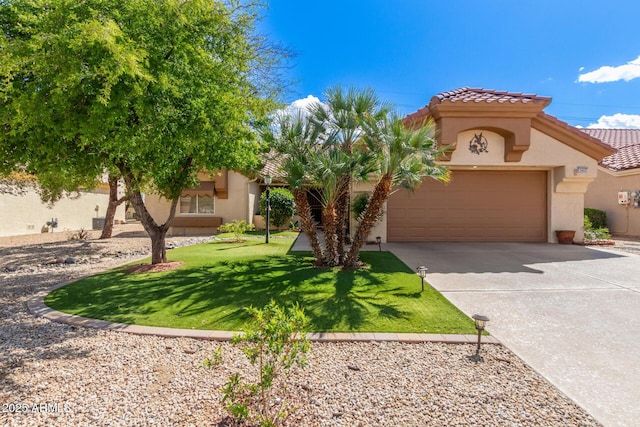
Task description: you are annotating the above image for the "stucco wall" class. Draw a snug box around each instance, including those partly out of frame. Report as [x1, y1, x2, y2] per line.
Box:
[0, 188, 125, 237]
[212, 171, 254, 223]
[584, 169, 640, 236]
[350, 182, 388, 242]
[248, 181, 260, 220]
[442, 129, 598, 242]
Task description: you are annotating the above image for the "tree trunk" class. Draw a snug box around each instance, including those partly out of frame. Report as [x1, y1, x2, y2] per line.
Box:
[344, 174, 392, 268]
[293, 189, 324, 265]
[322, 202, 339, 266]
[149, 226, 169, 264]
[123, 176, 178, 264]
[334, 178, 350, 263]
[100, 174, 128, 239]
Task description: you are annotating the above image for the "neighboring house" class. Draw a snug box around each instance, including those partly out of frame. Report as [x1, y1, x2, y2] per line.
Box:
[145, 170, 263, 236]
[582, 129, 640, 237]
[147, 87, 619, 243]
[0, 184, 126, 237]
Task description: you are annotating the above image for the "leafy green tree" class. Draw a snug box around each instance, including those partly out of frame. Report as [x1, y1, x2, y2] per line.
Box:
[0, 0, 285, 263]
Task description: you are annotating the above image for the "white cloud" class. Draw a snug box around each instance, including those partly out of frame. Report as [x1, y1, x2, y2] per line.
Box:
[578, 55, 640, 83]
[284, 95, 323, 117]
[587, 113, 640, 129]
[290, 95, 321, 111]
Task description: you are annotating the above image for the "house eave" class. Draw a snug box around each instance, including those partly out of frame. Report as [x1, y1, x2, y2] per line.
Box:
[531, 114, 616, 161]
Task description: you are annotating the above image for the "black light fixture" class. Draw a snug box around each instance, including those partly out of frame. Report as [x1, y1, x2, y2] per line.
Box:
[417, 266, 428, 292]
[264, 175, 272, 244]
[376, 236, 382, 251]
[472, 314, 490, 358]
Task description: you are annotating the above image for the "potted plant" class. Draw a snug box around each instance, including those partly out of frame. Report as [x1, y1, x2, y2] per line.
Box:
[555, 230, 576, 244]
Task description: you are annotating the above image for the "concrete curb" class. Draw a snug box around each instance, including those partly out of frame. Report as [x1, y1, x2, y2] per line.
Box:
[27, 284, 499, 345]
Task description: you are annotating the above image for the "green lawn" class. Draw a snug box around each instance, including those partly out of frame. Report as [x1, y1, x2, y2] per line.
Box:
[45, 234, 476, 334]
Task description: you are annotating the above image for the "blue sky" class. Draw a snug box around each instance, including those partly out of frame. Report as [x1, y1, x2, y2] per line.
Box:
[258, 0, 640, 128]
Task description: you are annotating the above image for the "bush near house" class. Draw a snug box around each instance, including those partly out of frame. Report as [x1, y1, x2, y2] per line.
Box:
[260, 188, 295, 228]
[584, 214, 611, 242]
[217, 220, 255, 242]
[584, 208, 607, 229]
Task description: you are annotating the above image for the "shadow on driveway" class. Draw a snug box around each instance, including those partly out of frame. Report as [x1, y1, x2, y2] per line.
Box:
[388, 242, 625, 274]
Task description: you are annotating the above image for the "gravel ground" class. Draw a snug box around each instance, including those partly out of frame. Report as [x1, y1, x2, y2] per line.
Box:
[0, 225, 602, 426]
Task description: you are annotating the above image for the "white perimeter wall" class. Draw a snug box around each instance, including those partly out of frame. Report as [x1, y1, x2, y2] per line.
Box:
[0, 188, 125, 237]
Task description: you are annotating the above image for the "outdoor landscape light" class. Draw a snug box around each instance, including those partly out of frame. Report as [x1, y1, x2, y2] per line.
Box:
[376, 236, 382, 251]
[417, 266, 428, 292]
[472, 313, 490, 358]
[264, 175, 272, 244]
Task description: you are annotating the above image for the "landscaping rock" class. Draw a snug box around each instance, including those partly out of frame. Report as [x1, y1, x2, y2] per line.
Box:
[0, 229, 604, 426]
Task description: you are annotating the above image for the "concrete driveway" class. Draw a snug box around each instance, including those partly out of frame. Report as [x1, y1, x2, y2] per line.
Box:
[387, 242, 640, 427]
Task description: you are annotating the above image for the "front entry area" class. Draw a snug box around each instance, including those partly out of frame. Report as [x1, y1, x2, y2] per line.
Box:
[387, 170, 547, 242]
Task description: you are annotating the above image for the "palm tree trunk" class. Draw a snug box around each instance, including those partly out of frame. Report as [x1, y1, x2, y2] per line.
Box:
[293, 189, 324, 265]
[344, 174, 392, 268]
[334, 177, 350, 263]
[322, 202, 339, 266]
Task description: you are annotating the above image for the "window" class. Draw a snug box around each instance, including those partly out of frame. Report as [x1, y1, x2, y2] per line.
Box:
[179, 193, 214, 215]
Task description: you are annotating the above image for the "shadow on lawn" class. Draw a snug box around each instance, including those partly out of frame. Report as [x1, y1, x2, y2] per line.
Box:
[46, 252, 415, 332]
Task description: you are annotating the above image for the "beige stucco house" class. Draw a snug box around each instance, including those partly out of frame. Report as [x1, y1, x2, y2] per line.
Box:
[356, 87, 615, 243]
[145, 170, 263, 236]
[146, 87, 622, 244]
[0, 185, 126, 237]
[582, 129, 640, 237]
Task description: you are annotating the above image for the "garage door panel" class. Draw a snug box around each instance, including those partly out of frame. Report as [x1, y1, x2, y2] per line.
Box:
[387, 171, 547, 242]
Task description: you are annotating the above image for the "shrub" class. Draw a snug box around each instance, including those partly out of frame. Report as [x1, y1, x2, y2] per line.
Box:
[218, 220, 255, 242]
[68, 228, 89, 241]
[221, 301, 311, 427]
[584, 208, 607, 229]
[260, 187, 295, 228]
[584, 214, 611, 242]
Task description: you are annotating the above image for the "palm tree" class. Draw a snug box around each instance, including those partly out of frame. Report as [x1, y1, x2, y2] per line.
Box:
[307, 86, 390, 261]
[260, 111, 325, 265]
[343, 114, 450, 267]
[265, 87, 448, 269]
[304, 145, 374, 265]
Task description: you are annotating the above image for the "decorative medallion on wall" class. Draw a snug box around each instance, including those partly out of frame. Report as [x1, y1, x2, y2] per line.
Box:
[468, 132, 489, 155]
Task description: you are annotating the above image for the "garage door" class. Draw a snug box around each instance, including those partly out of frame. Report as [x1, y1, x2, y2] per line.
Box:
[387, 170, 547, 242]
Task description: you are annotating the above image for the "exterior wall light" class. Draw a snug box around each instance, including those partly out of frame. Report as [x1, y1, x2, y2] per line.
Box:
[264, 175, 272, 244]
[376, 236, 381, 251]
[472, 313, 490, 358]
[417, 266, 428, 292]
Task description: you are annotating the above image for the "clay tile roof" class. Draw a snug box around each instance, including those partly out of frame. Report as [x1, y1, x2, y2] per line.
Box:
[432, 86, 552, 105]
[405, 87, 553, 125]
[581, 128, 640, 171]
[260, 156, 281, 179]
